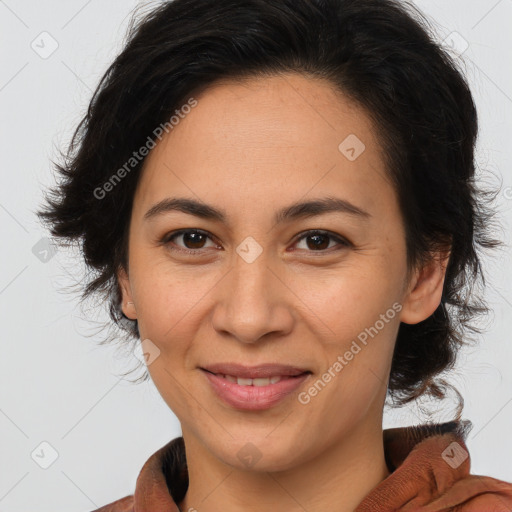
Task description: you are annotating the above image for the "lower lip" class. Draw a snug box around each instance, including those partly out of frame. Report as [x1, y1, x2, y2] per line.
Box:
[201, 369, 310, 410]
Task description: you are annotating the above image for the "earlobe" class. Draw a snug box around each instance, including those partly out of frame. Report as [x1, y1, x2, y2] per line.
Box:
[399, 250, 450, 325]
[117, 266, 137, 320]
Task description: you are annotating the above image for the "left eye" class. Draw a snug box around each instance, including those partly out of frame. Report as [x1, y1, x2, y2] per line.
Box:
[293, 230, 351, 252]
[162, 229, 350, 255]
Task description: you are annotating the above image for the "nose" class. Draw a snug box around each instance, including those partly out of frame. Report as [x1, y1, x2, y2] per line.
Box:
[210, 251, 294, 344]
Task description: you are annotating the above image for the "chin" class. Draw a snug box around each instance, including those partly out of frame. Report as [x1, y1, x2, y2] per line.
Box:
[210, 432, 308, 473]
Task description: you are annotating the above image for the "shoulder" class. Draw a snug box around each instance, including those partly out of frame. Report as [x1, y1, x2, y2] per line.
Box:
[89, 494, 134, 512]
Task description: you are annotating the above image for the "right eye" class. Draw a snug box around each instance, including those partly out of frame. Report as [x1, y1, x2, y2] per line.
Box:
[161, 229, 221, 255]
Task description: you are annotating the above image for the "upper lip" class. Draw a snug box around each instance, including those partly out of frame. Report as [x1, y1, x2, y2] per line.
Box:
[201, 363, 311, 379]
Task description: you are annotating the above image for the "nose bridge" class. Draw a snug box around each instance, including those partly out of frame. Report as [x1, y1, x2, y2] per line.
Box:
[228, 244, 274, 314]
[227, 232, 270, 290]
[212, 241, 291, 343]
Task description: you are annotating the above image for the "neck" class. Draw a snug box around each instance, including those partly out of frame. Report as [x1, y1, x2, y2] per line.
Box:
[177, 421, 390, 512]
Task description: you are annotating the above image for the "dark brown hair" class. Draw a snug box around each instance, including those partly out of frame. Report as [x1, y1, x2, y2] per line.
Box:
[37, 0, 502, 413]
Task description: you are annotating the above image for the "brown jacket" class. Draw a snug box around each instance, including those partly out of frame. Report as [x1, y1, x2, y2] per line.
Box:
[92, 420, 512, 511]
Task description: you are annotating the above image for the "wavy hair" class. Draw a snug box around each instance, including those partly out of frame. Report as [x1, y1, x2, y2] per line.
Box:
[37, 0, 502, 412]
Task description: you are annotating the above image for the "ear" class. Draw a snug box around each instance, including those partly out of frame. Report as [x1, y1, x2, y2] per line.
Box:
[399, 249, 451, 325]
[117, 266, 137, 320]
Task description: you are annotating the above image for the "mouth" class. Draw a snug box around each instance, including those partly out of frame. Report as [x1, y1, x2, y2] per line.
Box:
[201, 369, 310, 387]
[200, 366, 312, 410]
[199, 362, 312, 380]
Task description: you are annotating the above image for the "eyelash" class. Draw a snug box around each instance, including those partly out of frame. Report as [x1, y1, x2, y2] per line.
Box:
[161, 229, 351, 256]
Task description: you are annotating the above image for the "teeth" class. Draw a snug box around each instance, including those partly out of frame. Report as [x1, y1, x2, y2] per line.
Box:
[220, 374, 283, 386]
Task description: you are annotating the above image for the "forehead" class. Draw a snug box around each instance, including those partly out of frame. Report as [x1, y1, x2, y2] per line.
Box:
[133, 72, 395, 225]
[175, 72, 376, 156]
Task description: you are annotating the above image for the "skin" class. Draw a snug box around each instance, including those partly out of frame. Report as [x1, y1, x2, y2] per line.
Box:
[118, 72, 450, 512]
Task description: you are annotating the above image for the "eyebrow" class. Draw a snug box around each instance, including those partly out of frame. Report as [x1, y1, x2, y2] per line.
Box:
[143, 196, 371, 225]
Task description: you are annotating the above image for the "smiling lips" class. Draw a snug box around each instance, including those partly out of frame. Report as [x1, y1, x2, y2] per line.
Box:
[200, 363, 312, 410]
[200, 362, 311, 379]
[215, 374, 290, 386]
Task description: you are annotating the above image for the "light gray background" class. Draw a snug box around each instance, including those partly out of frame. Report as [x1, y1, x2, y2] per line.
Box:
[1, 1, 511, 510]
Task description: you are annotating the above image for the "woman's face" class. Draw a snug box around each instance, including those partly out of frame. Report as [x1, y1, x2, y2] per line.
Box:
[118, 72, 445, 471]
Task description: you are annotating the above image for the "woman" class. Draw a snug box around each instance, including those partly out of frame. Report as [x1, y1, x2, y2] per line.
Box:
[37, 0, 512, 510]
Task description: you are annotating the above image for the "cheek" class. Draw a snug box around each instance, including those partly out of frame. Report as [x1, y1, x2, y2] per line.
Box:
[303, 284, 399, 424]
[299, 268, 400, 402]
[299, 264, 401, 339]
[130, 259, 217, 348]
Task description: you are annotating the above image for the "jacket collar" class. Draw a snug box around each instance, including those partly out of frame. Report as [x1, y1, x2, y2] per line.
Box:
[128, 419, 512, 511]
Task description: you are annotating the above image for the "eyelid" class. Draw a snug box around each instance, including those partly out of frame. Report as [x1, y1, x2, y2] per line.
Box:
[291, 229, 352, 250]
[161, 228, 220, 253]
[161, 228, 352, 254]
